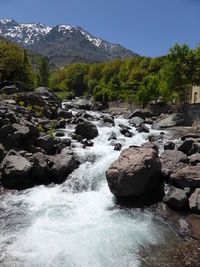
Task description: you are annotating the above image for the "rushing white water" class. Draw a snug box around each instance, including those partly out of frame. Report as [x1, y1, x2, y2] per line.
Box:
[0, 114, 180, 267]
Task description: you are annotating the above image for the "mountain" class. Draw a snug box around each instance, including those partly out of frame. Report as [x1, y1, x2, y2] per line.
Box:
[0, 18, 139, 67]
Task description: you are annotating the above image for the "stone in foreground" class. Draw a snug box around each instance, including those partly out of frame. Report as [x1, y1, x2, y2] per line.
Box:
[106, 147, 163, 200]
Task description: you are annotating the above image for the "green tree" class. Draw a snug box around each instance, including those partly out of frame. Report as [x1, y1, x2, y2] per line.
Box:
[37, 57, 50, 87]
[160, 44, 196, 102]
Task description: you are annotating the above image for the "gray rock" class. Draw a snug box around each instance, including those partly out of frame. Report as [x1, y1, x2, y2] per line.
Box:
[108, 132, 117, 141]
[0, 151, 32, 189]
[189, 188, 200, 213]
[75, 121, 98, 140]
[152, 113, 181, 129]
[129, 116, 144, 127]
[52, 148, 79, 182]
[137, 124, 149, 133]
[171, 166, 200, 189]
[127, 110, 145, 120]
[160, 150, 188, 177]
[163, 186, 188, 210]
[189, 154, 200, 165]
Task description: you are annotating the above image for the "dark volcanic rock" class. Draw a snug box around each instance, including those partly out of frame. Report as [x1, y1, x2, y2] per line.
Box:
[137, 124, 149, 133]
[164, 141, 175, 150]
[127, 110, 146, 120]
[178, 139, 195, 155]
[75, 121, 98, 140]
[171, 166, 200, 189]
[163, 186, 189, 210]
[114, 143, 122, 151]
[106, 147, 163, 201]
[36, 135, 56, 155]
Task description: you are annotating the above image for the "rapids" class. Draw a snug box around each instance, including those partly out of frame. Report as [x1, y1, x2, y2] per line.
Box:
[0, 112, 181, 267]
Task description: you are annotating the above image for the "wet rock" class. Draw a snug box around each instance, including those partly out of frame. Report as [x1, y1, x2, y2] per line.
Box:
[137, 124, 149, 133]
[55, 131, 65, 137]
[178, 139, 195, 155]
[119, 124, 131, 131]
[127, 109, 146, 120]
[36, 135, 56, 155]
[75, 121, 98, 140]
[102, 115, 114, 125]
[52, 148, 79, 182]
[0, 151, 32, 189]
[189, 154, 200, 165]
[120, 128, 133, 137]
[106, 147, 163, 200]
[31, 152, 52, 184]
[74, 98, 93, 110]
[171, 166, 200, 189]
[82, 139, 94, 148]
[129, 116, 144, 127]
[163, 186, 189, 210]
[188, 142, 200, 155]
[114, 143, 122, 151]
[164, 141, 175, 150]
[108, 132, 117, 141]
[56, 118, 67, 129]
[189, 188, 200, 213]
[181, 134, 200, 141]
[57, 108, 72, 119]
[160, 150, 188, 178]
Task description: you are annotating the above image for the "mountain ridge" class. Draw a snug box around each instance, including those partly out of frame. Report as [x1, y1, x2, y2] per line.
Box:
[0, 18, 139, 67]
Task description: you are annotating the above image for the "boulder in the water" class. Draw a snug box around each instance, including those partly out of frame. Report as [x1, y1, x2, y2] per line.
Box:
[106, 147, 163, 202]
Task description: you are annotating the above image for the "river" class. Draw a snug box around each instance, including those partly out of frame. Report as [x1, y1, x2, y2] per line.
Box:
[0, 112, 182, 267]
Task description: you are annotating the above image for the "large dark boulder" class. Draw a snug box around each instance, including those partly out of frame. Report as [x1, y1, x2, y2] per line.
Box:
[171, 166, 200, 189]
[106, 147, 163, 200]
[163, 186, 189, 210]
[0, 151, 32, 189]
[51, 148, 79, 182]
[178, 139, 195, 155]
[189, 188, 200, 213]
[75, 121, 98, 140]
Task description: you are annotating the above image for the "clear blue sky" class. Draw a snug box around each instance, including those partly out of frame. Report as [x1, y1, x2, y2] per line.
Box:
[0, 0, 199, 57]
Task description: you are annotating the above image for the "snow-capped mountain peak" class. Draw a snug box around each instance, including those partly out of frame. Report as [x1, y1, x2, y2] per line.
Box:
[0, 18, 138, 67]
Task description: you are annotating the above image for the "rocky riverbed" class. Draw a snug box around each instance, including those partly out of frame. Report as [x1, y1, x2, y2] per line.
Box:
[0, 87, 200, 266]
